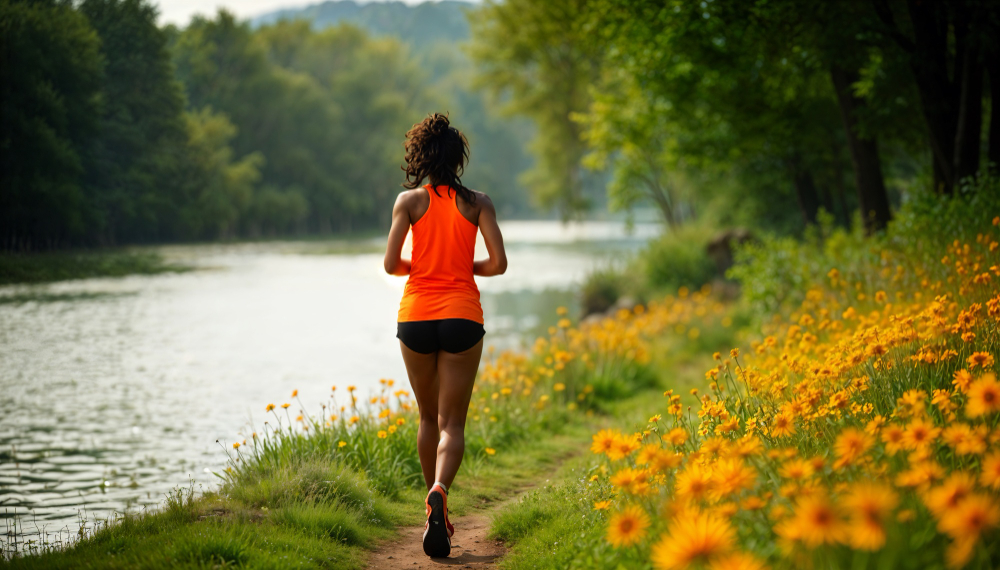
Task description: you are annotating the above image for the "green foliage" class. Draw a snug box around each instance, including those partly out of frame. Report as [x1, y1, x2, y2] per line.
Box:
[468, 0, 603, 217]
[729, 177, 1000, 317]
[639, 226, 717, 294]
[579, 266, 626, 316]
[180, 108, 264, 238]
[79, 0, 191, 243]
[0, 0, 103, 246]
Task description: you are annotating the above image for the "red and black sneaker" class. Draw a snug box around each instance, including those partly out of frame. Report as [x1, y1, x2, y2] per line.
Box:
[422, 483, 452, 558]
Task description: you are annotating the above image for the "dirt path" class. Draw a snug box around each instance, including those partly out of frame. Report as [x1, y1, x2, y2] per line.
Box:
[367, 514, 504, 569]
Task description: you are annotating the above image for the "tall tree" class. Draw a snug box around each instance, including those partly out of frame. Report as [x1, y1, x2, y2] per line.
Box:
[79, 0, 190, 243]
[468, 0, 602, 217]
[872, 0, 997, 192]
[0, 0, 103, 249]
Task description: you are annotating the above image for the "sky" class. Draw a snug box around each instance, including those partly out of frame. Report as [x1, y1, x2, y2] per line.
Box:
[155, 0, 478, 27]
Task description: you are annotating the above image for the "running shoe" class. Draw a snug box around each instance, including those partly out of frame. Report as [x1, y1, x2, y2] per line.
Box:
[422, 483, 452, 557]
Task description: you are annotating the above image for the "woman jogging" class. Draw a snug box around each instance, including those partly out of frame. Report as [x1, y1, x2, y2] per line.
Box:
[383, 113, 507, 558]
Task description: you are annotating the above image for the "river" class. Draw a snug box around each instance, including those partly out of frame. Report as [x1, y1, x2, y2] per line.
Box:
[0, 220, 659, 547]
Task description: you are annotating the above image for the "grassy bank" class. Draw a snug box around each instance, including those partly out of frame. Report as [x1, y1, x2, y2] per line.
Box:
[2, 279, 737, 567]
[0, 250, 189, 286]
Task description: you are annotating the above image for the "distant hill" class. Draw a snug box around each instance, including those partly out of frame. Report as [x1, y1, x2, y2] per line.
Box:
[251, 1, 474, 48]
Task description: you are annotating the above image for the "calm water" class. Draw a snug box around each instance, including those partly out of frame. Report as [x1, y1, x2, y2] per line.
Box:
[0, 220, 659, 546]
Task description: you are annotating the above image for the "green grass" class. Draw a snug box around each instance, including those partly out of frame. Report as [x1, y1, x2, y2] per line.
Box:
[0, 250, 189, 285]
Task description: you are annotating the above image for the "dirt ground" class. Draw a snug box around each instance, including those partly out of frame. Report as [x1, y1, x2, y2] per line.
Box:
[367, 513, 505, 569]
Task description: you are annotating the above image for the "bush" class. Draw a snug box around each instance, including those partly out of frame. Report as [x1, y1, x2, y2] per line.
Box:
[639, 225, 717, 293]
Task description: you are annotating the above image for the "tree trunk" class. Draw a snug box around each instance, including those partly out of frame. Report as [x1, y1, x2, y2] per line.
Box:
[831, 65, 892, 233]
[988, 48, 1000, 171]
[905, 0, 957, 193]
[788, 157, 821, 225]
[953, 17, 983, 185]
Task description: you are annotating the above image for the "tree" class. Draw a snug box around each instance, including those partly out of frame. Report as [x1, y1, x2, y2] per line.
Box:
[79, 0, 191, 243]
[468, 0, 602, 217]
[0, 0, 103, 249]
[871, 0, 999, 192]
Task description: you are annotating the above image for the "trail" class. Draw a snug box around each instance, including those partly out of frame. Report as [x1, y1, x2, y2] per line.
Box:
[366, 441, 586, 569]
[367, 514, 504, 569]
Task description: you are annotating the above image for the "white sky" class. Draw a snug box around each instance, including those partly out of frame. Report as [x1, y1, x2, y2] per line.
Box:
[155, 0, 477, 27]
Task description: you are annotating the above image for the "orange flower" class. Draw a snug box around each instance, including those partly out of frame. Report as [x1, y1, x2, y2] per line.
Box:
[967, 352, 994, 369]
[966, 373, 1000, 417]
[651, 509, 735, 569]
[606, 504, 650, 548]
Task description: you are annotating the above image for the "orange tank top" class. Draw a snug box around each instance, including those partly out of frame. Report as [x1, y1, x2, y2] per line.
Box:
[397, 185, 483, 324]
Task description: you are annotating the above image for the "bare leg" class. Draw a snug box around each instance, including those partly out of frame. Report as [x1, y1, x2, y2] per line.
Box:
[434, 338, 484, 490]
[399, 341, 439, 491]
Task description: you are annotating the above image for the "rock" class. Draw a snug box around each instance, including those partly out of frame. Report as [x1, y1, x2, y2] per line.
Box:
[706, 228, 755, 275]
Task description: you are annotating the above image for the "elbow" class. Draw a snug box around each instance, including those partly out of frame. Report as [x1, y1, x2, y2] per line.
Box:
[496, 257, 508, 275]
[383, 258, 396, 275]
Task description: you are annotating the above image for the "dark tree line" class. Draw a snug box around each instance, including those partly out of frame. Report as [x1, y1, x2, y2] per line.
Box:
[0, 0, 532, 251]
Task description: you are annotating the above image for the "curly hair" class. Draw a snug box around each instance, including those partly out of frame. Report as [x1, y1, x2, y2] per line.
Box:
[401, 113, 475, 204]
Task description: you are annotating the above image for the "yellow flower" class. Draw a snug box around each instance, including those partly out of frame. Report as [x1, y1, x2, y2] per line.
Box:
[554, 382, 566, 391]
[265, 403, 275, 412]
[606, 504, 650, 548]
[881, 424, 906, 455]
[770, 413, 795, 438]
[648, 414, 662, 423]
[730, 348, 740, 359]
[396, 417, 406, 426]
[606, 434, 640, 461]
[593, 500, 611, 510]
[591, 429, 618, 455]
[556, 306, 568, 316]
[675, 463, 713, 502]
[663, 427, 689, 447]
[967, 351, 994, 369]
[953, 369, 974, 392]
[710, 459, 757, 500]
[388, 425, 397, 434]
[980, 451, 1000, 490]
[557, 318, 571, 328]
[337, 440, 347, 448]
[291, 389, 298, 397]
[232, 442, 240, 449]
[707, 552, 768, 570]
[966, 373, 1000, 417]
[485, 447, 496, 455]
[347, 385, 356, 392]
[651, 509, 735, 569]
[842, 482, 898, 551]
[377, 430, 387, 439]
[900, 418, 940, 450]
[937, 493, 1000, 540]
[775, 494, 846, 548]
[924, 472, 976, 519]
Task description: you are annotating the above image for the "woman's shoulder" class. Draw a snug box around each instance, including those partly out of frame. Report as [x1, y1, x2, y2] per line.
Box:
[471, 190, 495, 213]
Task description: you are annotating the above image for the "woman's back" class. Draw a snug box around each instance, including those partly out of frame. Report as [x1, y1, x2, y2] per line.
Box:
[397, 184, 482, 324]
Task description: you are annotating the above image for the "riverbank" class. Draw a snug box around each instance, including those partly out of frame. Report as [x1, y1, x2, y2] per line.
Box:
[1, 284, 731, 567]
[0, 250, 191, 286]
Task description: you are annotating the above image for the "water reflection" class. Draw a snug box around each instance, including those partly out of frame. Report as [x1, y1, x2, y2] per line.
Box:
[0, 220, 659, 546]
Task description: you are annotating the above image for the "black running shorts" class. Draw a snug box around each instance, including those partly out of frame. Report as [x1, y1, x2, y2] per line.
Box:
[396, 319, 486, 354]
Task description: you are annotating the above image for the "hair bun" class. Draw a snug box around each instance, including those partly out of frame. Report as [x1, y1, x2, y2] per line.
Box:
[427, 113, 450, 136]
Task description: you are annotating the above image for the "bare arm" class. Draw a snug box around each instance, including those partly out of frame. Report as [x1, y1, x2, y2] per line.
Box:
[383, 192, 412, 276]
[473, 194, 507, 277]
